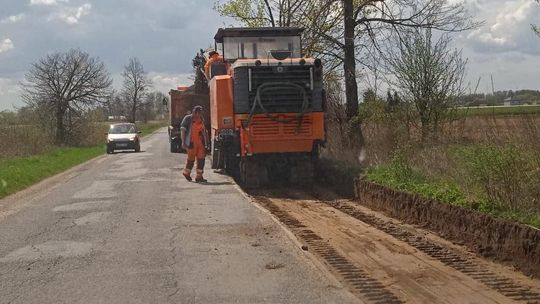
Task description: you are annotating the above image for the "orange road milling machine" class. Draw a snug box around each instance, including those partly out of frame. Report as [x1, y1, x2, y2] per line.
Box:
[207, 27, 326, 188]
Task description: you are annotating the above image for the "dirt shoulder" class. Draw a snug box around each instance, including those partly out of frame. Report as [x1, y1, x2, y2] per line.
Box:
[249, 188, 540, 304]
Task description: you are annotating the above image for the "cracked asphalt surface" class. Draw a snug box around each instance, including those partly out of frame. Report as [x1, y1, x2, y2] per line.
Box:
[0, 129, 359, 304]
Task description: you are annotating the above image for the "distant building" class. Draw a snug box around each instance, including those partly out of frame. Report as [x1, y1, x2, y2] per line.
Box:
[504, 97, 522, 106]
[108, 115, 127, 121]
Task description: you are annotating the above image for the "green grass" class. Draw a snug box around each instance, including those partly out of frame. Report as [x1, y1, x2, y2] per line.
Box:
[366, 164, 469, 207]
[456, 105, 540, 116]
[366, 163, 540, 229]
[0, 120, 166, 200]
[0, 146, 103, 199]
[137, 121, 166, 137]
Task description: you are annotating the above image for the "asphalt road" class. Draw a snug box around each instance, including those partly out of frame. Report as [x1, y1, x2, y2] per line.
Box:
[0, 129, 359, 304]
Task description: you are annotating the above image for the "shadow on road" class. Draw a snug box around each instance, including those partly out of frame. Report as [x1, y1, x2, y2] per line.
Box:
[198, 182, 233, 186]
[109, 150, 146, 154]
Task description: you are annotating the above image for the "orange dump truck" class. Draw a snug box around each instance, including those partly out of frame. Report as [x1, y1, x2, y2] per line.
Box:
[207, 27, 326, 187]
[168, 87, 210, 153]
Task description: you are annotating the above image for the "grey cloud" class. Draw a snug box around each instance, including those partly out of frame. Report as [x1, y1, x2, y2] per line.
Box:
[29, 0, 70, 6]
[2, 0, 538, 110]
[463, 0, 540, 55]
[48, 3, 91, 24]
[0, 13, 25, 24]
[0, 38, 14, 53]
[0, 0, 225, 109]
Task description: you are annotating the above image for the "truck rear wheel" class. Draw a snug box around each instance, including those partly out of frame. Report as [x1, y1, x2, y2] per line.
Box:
[170, 142, 178, 153]
[170, 138, 182, 153]
[211, 139, 224, 169]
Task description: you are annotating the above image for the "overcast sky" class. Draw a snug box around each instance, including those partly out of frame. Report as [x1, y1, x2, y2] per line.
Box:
[1, 0, 539, 110]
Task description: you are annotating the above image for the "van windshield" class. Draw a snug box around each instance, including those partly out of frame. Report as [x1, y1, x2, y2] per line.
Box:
[109, 124, 136, 134]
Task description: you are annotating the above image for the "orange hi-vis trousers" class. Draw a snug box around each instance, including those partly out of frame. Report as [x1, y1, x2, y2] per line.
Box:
[183, 122, 206, 179]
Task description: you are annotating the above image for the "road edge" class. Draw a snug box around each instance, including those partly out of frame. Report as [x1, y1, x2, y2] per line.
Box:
[229, 182, 362, 303]
[0, 127, 164, 213]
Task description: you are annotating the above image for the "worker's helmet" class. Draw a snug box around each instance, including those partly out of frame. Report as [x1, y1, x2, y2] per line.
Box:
[208, 51, 218, 57]
[193, 105, 203, 113]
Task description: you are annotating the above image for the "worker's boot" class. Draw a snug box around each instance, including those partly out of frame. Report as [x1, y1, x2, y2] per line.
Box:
[195, 169, 207, 183]
[195, 159, 207, 183]
[183, 160, 194, 181]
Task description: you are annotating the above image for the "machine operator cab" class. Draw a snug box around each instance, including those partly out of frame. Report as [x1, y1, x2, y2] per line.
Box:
[209, 27, 322, 77]
[214, 27, 302, 61]
[210, 27, 324, 116]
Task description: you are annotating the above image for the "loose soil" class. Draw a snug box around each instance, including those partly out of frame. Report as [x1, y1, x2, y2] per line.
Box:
[249, 188, 540, 304]
[356, 180, 540, 279]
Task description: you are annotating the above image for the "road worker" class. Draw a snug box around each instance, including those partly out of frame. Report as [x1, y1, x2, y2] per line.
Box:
[204, 50, 223, 78]
[181, 105, 209, 183]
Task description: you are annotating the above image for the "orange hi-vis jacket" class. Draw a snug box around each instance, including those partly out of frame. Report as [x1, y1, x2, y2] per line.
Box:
[187, 117, 206, 161]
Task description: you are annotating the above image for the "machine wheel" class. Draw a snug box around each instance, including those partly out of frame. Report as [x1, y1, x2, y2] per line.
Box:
[170, 139, 181, 153]
[225, 152, 240, 180]
[290, 157, 314, 188]
[239, 157, 269, 189]
[211, 139, 224, 169]
[240, 158, 259, 189]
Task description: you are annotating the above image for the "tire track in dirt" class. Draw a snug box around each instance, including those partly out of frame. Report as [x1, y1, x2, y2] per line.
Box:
[320, 198, 540, 304]
[254, 195, 403, 304]
[249, 188, 540, 304]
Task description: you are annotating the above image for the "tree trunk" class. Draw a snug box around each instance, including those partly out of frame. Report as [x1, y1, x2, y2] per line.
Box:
[343, 0, 358, 120]
[131, 98, 137, 123]
[343, 0, 364, 151]
[55, 106, 65, 145]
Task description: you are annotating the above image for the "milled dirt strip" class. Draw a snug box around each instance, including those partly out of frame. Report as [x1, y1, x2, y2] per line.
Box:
[250, 189, 540, 304]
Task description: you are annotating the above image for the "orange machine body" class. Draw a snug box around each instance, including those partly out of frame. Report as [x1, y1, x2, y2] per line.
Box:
[234, 113, 324, 156]
[208, 27, 325, 186]
[209, 75, 234, 140]
[209, 68, 325, 157]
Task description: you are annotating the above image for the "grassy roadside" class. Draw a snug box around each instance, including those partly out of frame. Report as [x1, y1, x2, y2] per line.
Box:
[456, 105, 540, 116]
[0, 121, 166, 200]
[366, 163, 540, 229]
[136, 121, 166, 137]
[0, 146, 103, 199]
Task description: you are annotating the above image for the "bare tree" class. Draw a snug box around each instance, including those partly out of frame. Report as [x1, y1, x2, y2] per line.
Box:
[122, 58, 152, 123]
[215, 0, 304, 28]
[215, 0, 342, 61]
[343, 0, 479, 120]
[21, 49, 112, 144]
[385, 28, 467, 138]
[143, 91, 168, 121]
[534, 0, 540, 37]
[104, 90, 128, 119]
[215, 0, 479, 150]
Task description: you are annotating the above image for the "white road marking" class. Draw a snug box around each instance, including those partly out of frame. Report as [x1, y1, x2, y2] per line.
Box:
[72, 181, 119, 199]
[74, 211, 111, 225]
[0, 241, 92, 262]
[107, 168, 149, 179]
[53, 201, 114, 212]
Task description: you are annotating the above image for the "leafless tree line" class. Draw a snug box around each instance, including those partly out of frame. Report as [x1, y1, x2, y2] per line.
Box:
[20, 49, 164, 145]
